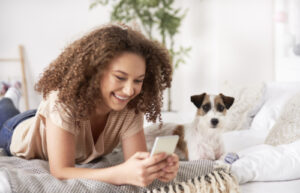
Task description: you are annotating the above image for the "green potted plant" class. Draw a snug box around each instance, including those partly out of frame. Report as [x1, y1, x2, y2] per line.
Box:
[90, 0, 191, 111]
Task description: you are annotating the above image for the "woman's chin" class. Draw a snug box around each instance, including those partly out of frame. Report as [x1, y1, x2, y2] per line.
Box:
[109, 102, 128, 111]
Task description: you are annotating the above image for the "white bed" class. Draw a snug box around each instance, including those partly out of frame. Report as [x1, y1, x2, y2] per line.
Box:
[144, 81, 300, 193]
[1, 81, 300, 193]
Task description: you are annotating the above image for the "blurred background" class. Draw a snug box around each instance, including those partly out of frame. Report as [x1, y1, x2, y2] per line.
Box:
[0, 0, 299, 113]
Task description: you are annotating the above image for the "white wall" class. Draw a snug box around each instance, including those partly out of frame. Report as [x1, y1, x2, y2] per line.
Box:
[0, 0, 274, 113]
[0, 0, 110, 111]
[169, 0, 274, 112]
[273, 0, 300, 81]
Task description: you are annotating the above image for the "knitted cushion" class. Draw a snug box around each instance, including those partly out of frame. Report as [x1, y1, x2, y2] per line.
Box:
[220, 82, 265, 131]
[265, 92, 300, 146]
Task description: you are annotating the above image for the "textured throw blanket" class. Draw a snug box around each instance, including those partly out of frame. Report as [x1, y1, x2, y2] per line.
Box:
[0, 149, 239, 193]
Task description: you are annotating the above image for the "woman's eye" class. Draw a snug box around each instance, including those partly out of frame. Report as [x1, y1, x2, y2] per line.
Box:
[134, 79, 144, 83]
[116, 76, 126, 81]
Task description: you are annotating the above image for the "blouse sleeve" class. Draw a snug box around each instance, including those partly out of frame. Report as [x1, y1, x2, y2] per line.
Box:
[121, 110, 144, 140]
[38, 91, 78, 135]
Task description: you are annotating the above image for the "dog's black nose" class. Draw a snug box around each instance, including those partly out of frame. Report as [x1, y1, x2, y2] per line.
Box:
[211, 118, 219, 126]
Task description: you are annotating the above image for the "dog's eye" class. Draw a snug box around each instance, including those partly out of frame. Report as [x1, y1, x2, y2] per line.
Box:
[202, 103, 211, 112]
[217, 104, 224, 112]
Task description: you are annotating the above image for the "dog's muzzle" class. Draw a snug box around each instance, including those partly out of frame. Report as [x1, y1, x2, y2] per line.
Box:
[211, 118, 219, 128]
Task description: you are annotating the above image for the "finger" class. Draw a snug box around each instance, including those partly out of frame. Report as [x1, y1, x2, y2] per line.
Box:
[158, 176, 168, 182]
[143, 153, 167, 167]
[166, 154, 179, 163]
[163, 162, 179, 174]
[163, 165, 178, 173]
[146, 160, 168, 173]
[172, 153, 179, 159]
[150, 156, 179, 174]
[133, 152, 151, 160]
[164, 157, 179, 170]
[159, 172, 176, 182]
[158, 175, 173, 182]
[158, 176, 171, 182]
[166, 160, 176, 167]
[147, 170, 165, 182]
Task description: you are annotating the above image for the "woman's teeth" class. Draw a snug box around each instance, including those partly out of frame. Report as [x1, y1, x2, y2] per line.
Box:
[114, 93, 129, 101]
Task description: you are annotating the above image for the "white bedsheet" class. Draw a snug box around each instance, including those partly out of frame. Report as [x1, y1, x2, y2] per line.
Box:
[0, 171, 11, 193]
[240, 179, 300, 193]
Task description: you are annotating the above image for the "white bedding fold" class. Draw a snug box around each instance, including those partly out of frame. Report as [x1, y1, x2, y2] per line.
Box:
[0, 171, 11, 193]
[231, 140, 300, 184]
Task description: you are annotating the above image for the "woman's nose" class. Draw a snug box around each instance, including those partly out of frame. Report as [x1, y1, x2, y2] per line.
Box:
[123, 82, 134, 96]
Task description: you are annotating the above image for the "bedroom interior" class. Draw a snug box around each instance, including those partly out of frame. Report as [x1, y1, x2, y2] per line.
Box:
[1, 0, 300, 193]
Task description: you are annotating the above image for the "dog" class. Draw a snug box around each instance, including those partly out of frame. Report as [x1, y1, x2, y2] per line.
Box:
[144, 93, 234, 161]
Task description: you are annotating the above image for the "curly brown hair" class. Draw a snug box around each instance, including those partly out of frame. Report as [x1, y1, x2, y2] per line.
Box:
[35, 24, 172, 123]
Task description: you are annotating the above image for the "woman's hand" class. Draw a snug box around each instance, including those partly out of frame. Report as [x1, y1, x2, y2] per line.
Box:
[158, 153, 179, 182]
[120, 131, 179, 186]
[119, 151, 169, 187]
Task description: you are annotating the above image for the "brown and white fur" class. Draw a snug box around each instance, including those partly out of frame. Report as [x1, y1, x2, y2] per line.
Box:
[144, 93, 234, 161]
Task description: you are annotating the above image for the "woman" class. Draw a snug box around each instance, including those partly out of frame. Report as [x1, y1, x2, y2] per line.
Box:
[0, 24, 178, 187]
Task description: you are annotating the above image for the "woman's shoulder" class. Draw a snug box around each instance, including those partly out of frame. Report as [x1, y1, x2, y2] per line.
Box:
[37, 90, 79, 135]
[38, 90, 71, 118]
[38, 90, 59, 104]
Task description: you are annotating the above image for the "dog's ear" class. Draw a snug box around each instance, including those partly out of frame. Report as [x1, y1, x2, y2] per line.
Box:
[190, 93, 206, 108]
[219, 93, 235, 109]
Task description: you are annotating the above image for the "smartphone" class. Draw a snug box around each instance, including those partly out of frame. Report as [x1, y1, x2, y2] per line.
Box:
[150, 135, 179, 157]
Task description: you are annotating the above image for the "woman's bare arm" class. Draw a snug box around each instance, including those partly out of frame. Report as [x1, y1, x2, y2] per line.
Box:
[45, 118, 127, 184]
[121, 129, 148, 160]
[45, 118, 168, 186]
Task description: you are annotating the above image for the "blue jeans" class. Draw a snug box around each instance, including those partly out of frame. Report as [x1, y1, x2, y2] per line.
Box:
[0, 98, 36, 155]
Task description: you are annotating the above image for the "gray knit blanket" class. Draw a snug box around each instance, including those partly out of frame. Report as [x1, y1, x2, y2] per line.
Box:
[0, 149, 239, 193]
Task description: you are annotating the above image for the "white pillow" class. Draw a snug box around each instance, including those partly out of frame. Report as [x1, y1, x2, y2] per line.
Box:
[220, 81, 265, 131]
[249, 81, 300, 132]
[223, 82, 300, 154]
[231, 140, 300, 184]
[222, 129, 269, 153]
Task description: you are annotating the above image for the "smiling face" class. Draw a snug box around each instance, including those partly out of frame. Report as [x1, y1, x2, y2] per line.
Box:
[98, 52, 146, 114]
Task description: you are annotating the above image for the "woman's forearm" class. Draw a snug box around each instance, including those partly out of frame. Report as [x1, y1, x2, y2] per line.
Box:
[51, 152, 177, 187]
[51, 164, 126, 185]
